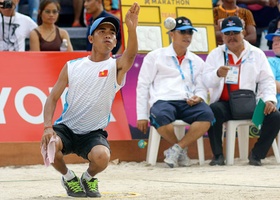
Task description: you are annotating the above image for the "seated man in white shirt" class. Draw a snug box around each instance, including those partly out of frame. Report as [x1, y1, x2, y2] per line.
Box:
[136, 16, 215, 168]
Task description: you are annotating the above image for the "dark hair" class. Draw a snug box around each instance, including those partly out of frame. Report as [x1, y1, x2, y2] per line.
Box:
[37, 0, 61, 25]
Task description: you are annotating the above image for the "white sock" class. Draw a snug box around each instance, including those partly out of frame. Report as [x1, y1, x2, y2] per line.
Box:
[82, 171, 93, 181]
[63, 169, 75, 181]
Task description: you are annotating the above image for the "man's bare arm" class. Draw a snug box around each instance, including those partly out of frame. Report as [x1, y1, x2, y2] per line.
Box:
[44, 64, 68, 127]
[116, 2, 140, 85]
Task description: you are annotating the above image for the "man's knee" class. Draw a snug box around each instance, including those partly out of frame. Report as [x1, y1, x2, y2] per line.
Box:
[88, 145, 110, 164]
[265, 110, 280, 126]
[192, 121, 211, 129]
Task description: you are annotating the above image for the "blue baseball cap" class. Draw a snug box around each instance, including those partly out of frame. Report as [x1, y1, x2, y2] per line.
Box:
[171, 16, 197, 32]
[221, 16, 243, 33]
[265, 29, 280, 41]
[89, 16, 119, 35]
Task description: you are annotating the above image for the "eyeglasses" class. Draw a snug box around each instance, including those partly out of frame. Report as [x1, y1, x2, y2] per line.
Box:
[175, 29, 194, 35]
[224, 31, 241, 36]
[43, 9, 59, 14]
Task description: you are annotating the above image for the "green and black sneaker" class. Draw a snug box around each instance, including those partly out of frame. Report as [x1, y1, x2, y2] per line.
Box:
[81, 173, 101, 198]
[61, 175, 86, 197]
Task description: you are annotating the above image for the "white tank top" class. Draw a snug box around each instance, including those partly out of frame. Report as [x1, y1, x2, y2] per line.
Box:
[55, 56, 124, 134]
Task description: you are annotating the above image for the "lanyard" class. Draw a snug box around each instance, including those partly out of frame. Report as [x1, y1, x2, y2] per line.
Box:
[225, 46, 251, 65]
[172, 56, 194, 84]
[1, 13, 12, 43]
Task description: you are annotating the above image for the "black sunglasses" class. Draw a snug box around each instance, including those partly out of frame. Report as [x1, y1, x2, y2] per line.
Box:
[224, 31, 241, 36]
[176, 29, 194, 35]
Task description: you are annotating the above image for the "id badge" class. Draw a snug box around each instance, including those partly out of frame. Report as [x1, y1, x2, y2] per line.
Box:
[225, 66, 239, 84]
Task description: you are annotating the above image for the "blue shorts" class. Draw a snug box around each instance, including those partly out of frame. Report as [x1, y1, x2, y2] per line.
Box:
[150, 100, 215, 129]
[53, 124, 110, 160]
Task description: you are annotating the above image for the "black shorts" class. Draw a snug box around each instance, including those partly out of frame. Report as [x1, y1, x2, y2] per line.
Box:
[53, 124, 110, 160]
[150, 100, 215, 129]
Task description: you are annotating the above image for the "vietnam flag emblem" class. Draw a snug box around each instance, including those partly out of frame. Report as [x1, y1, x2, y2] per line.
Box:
[99, 69, 108, 77]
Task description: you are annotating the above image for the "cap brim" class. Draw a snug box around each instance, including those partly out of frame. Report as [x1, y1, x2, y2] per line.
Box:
[176, 26, 197, 32]
[100, 22, 117, 32]
[265, 33, 280, 41]
[90, 17, 119, 35]
[221, 27, 242, 33]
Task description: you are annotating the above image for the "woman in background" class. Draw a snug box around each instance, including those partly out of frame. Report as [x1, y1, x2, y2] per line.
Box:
[29, 0, 73, 51]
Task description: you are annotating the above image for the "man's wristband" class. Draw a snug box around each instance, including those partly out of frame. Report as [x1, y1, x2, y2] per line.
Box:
[44, 126, 53, 130]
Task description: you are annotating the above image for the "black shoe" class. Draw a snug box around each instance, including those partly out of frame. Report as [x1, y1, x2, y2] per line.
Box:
[248, 151, 262, 166]
[61, 175, 87, 197]
[81, 173, 101, 197]
[209, 154, 225, 166]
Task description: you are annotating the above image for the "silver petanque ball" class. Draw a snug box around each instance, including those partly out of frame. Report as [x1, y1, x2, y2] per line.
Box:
[164, 17, 176, 30]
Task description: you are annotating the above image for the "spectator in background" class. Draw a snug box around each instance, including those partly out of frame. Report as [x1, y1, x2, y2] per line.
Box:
[213, 0, 256, 46]
[83, 0, 121, 26]
[29, 0, 73, 51]
[0, 0, 37, 51]
[103, 0, 120, 18]
[267, 16, 280, 49]
[237, 0, 279, 48]
[71, 0, 83, 27]
[17, 0, 39, 22]
[84, 0, 122, 55]
[136, 17, 215, 168]
[213, 0, 222, 7]
[58, 0, 84, 27]
[265, 29, 280, 110]
[204, 16, 280, 166]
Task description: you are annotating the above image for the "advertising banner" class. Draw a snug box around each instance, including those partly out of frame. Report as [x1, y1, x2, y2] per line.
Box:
[0, 52, 131, 142]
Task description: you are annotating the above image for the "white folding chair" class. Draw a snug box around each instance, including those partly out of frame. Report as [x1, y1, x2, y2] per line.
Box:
[146, 120, 205, 166]
[225, 120, 280, 165]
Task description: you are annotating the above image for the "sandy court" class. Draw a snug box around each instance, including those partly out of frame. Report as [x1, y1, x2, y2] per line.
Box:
[1, 156, 280, 200]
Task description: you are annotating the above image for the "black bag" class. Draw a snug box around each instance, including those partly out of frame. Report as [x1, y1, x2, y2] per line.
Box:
[223, 53, 257, 120]
[228, 89, 256, 120]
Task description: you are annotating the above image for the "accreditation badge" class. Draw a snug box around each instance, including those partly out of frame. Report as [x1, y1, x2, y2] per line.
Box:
[225, 65, 239, 84]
